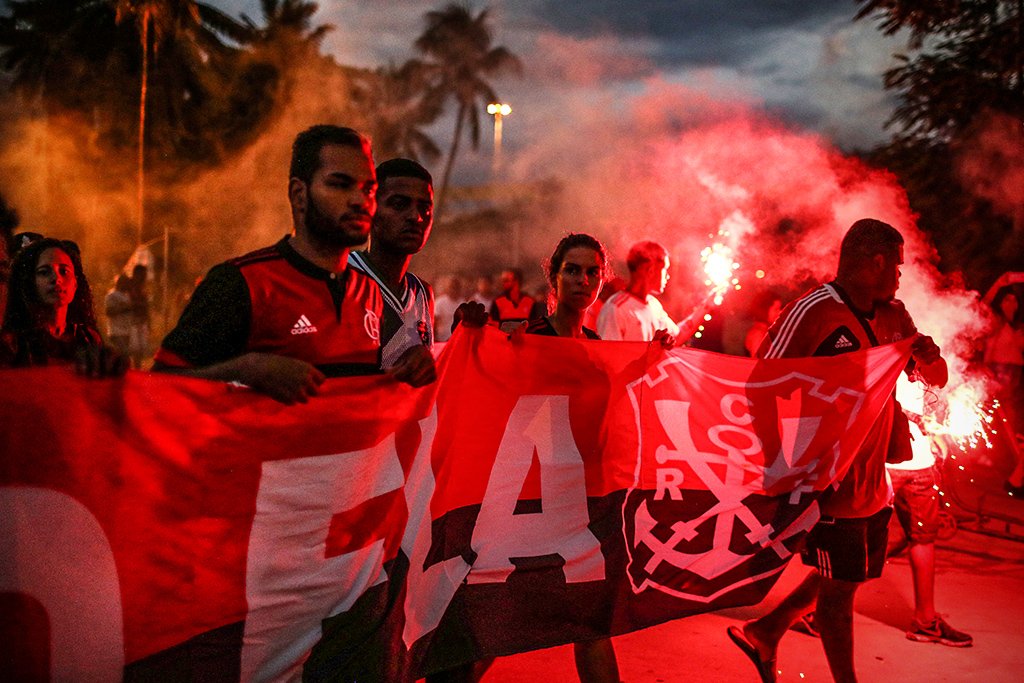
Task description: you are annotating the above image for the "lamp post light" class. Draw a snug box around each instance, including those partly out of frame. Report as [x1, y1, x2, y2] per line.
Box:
[487, 102, 511, 175]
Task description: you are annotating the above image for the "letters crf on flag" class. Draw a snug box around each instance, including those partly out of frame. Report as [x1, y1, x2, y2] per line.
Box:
[0, 329, 912, 680]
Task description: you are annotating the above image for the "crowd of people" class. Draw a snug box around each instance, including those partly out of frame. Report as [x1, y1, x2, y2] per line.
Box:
[1, 123, 1021, 682]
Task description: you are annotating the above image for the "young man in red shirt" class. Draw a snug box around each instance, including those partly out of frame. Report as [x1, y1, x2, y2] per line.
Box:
[155, 125, 388, 403]
[729, 219, 948, 683]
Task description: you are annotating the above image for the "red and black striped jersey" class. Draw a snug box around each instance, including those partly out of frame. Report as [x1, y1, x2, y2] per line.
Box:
[156, 237, 383, 376]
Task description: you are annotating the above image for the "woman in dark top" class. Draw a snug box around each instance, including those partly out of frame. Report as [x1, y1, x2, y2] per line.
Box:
[527, 233, 607, 342]
[1, 236, 123, 375]
[527, 233, 618, 683]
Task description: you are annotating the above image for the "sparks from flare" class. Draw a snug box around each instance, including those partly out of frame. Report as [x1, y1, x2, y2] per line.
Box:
[926, 383, 995, 450]
[700, 241, 740, 306]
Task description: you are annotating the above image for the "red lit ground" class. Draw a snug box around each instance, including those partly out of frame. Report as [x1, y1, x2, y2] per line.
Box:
[483, 463, 1024, 682]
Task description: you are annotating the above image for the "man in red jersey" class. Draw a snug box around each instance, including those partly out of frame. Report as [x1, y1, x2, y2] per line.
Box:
[728, 219, 948, 683]
[155, 125, 387, 404]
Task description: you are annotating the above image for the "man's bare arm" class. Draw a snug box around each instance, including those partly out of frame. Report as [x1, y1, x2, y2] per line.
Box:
[154, 352, 325, 405]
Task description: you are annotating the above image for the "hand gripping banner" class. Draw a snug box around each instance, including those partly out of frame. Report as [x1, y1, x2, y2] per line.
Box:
[0, 327, 912, 681]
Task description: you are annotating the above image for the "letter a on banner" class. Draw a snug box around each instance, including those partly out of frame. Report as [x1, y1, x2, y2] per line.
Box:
[468, 395, 604, 584]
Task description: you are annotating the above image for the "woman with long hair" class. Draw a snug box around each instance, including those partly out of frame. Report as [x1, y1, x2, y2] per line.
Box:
[527, 232, 619, 683]
[1, 236, 123, 375]
[528, 233, 608, 340]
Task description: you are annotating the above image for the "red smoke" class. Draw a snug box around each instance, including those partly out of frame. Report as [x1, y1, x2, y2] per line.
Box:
[506, 81, 991, 406]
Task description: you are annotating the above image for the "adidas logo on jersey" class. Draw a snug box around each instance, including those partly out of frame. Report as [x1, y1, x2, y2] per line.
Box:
[834, 334, 854, 349]
[291, 315, 318, 335]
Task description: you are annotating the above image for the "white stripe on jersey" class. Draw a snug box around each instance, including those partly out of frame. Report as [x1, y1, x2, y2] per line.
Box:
[764, 287, 832, 359]
[348, 251, 410, 312]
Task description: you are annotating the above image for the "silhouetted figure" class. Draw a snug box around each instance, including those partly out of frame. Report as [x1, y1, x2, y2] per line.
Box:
[489, 267, 536, 331]
[105, 274, 133, 357]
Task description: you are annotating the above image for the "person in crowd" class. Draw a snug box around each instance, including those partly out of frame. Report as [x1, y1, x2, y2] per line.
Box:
[471, 275, 495, 311]
[0, 196, 19, 324]
[980, 273, 1024, 494]
[728, 219, 948, 683]
[744, 290, 783, 357]
[347, 158, 438, 386]
[489, 267, 535, 331]
[596, 240, 710, 344]
[105, 273, 134, 357]
[982, 273, 1024, 398]
[791, 382, 975, 649]
[1, 236, 125, 376]
[524, 233, 620, 682]
[885, 382, 973, 646]
[127, 263, 150, 369]
[154, 125, 388, 403]
[0, 234, 10, 325]
[434, 275, 463, 342]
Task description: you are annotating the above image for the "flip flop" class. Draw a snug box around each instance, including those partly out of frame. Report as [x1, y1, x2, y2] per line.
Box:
[727, 624, 777, 683]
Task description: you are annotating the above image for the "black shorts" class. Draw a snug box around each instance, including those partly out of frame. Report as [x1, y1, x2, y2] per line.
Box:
[801, 506, 893, 582]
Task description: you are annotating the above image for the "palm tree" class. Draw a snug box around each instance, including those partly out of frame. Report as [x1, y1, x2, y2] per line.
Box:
[244, 0, 332, 51]
[240, 0, 332, 114]
[0, 0, 119, 108]
[359, 62, 443, 163]
[112, 0, 252, 244]
[0, 0, 253, 243]
[413, 3, 521, 214]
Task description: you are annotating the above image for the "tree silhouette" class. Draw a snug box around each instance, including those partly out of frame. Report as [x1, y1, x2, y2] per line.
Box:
[113, 0, 254, 243]
[413, 3, 521, 214]
[244, 0, 331, 64]
[0, 0, 269, 241]
[0, 0, 259, 160]
[856, 0, 1024, 286]
[856, 0, 1024, 148]
[358, 62, 443, 163]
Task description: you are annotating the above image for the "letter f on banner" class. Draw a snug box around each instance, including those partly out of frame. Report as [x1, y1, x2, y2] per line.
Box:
[241, 437, 405, 682]
[468, 395, 604, 584]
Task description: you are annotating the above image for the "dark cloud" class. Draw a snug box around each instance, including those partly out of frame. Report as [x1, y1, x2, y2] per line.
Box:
[532, 0, 859, 66]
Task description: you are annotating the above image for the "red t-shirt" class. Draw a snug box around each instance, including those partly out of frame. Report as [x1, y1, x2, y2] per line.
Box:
[156, 237, 383, 375]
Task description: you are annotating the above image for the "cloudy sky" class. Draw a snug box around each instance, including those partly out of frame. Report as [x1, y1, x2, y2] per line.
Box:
[212, 1, 907, 178]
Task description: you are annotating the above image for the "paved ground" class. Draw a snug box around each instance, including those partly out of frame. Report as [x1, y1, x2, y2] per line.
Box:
[483, 445, 1024, 682]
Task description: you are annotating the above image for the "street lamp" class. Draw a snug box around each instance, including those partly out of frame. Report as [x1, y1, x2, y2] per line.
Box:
[487, 102, 511, 175]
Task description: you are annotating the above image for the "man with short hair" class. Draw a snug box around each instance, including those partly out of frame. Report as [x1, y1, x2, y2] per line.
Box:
[470, 275, 495, 311]
[728, 218, 948, 683]
[596, 240, 706, 344]
[489, 268, 536, 330]
[348, 157, 437, 386]
[154, 125, 386, 403]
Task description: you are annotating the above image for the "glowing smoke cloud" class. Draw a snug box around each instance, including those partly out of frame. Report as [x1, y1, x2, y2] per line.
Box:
[956, 111, 1024, 225]
[505, 81, 991, 426]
